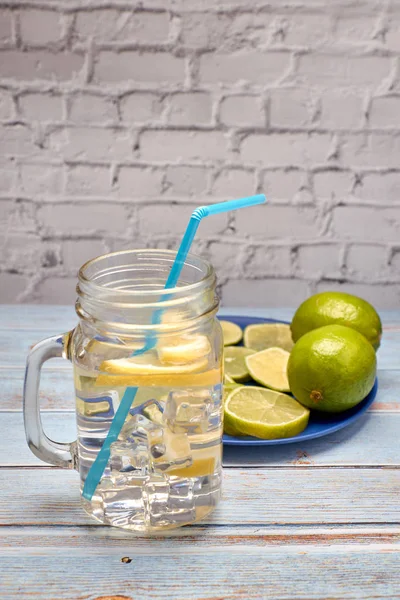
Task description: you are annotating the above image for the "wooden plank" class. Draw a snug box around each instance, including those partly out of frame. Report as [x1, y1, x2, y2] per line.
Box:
[3, 324, 399, 369]
[1, 468, 399, 527]
[1, 304, 400, 330]
[2, 524, 400, 550]
[0, 543, 400, 599]
[3, 367, 400, 412]
[3, 410, 400, 467]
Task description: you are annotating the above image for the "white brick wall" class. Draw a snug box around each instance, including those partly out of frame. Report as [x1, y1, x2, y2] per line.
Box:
[1, 0, 400, 308]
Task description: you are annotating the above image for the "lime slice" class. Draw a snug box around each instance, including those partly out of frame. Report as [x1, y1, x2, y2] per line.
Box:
[244, 323, 294, 352]
[157, 334, 211, 365]
[224, 346, 255, 382]
[245, 347, 290, 392]
[220, 320, 243, 346]
[224, 386, 310, 440]
[224, 373, 235, 384]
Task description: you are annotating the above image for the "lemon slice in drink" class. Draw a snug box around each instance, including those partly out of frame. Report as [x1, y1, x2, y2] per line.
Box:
[220, 320, 243, 346]
[157, 334, 211, 365]
[224, 346, 255, 382]
[224, 387, 310, 440]
[96, 354, 220, 387]
[244, 323, 293, 352]
[245, 347, 290, 392]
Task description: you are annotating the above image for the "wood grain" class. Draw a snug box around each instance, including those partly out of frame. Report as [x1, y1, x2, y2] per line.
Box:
[1, 545, 400, 600]
[1, 468, 399, 527]
[2, 410, 400, 468]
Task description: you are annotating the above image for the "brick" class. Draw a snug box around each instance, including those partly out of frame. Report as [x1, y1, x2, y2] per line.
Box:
[219, 95, 264, 127]
[203, 240, 244, 274]
[212, 168, 255, 197]
[315, 281, 400, 310]
[386, 17, 400, 52]
[164, 165, 208, 196]
[235, 204, 320, 239]
[241, 133, 331, 167]
[49, 127, 133, 161]
[0, 91, 14, 120]
[140, 130, 227, 162]
[246, 245, 292, 277]
[20, 9, 62, 45]
[341, 134, 400, 169]
[95, 51, 184, 84]
[117, 166, 163, 197]
[139, 204, 228, 236]
[297, 55, 390, 87]
[0, 125, 37, 157]
[34, 276, 78, 304]
[181, 12, 273, 50]
[331, 206, 400, 241]
[19, 93, 63, 121]
[66, 164, 111, 196]
[19, 163, 63, 196]
[199, 51, 289, 86]
[74, 10, 170, 44]
[353, 173, 400, 203]
[313, 170, 353, 200]
[369, 97, 400, 129]
[69, 94, 117, 124]
[269, 88, 315, 128]
[319, 90, 364, 130]
[0, 165, 16, 192]
[62, 239, 106, 272]
[120, 93, 163, 124]
[168, 93, 212, 126]
[0, 233, 42, 272]
[279, 14, 331, 47]
[0, 10, 13, 45]
[38, 203, 129, 234]
[297, 244, 342, 278]
[0, 273, 28, 302]
[0, 51, 84, 81]
[0, 199, 36, 233]
[221, 278, 310, 308]
[262, 169, 308, 203]
[335, 16, 378, 44]
[346, 244, 388, 280]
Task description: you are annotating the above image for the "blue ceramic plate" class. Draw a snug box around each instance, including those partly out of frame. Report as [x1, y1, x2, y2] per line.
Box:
[222, 315, 378, 446]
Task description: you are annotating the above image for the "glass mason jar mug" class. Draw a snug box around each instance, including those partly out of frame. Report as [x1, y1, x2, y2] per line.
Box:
[24, 250, 224, 532]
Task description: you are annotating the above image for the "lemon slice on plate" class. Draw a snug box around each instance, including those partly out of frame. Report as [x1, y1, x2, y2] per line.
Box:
[224, 386, 309, 439]
[245, 347, 290, 392]
[219, 320, 243, 346]
[244, 323, 293, 352]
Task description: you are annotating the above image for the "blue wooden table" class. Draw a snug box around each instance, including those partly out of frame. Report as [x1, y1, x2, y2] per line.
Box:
[1, 306, 400, 599]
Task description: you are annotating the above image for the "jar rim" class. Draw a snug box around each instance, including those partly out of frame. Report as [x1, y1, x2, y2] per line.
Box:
[78, 248, 215, 302]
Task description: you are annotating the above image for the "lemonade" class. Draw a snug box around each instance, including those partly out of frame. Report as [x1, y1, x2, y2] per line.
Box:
[74, 342, 223, 532]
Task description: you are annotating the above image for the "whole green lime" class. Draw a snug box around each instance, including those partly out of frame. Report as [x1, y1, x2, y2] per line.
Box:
[290, 292, 382, 350]
[287, 324, 376, 413]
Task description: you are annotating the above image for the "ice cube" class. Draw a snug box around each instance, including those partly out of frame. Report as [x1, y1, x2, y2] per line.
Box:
[163, 390, 214, 434]
[109, 439, 149, 479]
[145, 475, 196, 527]
[99, 484, 146, 529]
[151, 429, 192, 473]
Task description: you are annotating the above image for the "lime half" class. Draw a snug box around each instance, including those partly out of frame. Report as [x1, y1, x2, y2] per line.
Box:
[224, 346, 255, 382]
[224, 386, 310, 440]
[246, 347, 290, 392]
[220, 320, 243, 346]
[244, 323, 294, 352]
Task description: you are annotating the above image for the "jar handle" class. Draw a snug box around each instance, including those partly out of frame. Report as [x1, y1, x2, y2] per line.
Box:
[23, 331, 78, 469]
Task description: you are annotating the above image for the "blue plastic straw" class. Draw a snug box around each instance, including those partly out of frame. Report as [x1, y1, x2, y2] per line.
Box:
[82, 194, 266, 500]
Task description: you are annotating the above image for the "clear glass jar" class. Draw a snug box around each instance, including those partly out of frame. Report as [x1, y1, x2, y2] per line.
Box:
[24, 249, 224, 532]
